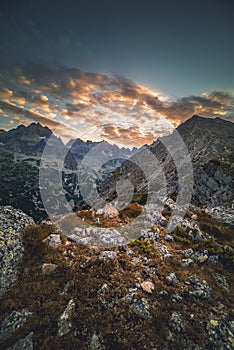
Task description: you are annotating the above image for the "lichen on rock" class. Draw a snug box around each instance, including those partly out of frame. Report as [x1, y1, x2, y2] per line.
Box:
[0, 206, 34, 297]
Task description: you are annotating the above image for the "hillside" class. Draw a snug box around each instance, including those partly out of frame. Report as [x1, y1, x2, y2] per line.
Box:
[101, 116, 234, 211]
[0, 123, 137, 221]
[0, 204, 233, 349]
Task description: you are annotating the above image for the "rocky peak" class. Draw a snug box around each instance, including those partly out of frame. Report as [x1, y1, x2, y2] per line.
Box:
[12, 122, 52, 138]
[176, 115, 234, 161]
[101, 115, 234, 209]
[67, 136, 138, 161]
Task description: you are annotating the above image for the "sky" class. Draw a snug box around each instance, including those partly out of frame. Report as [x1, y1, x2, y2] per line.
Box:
[0, 0, 233, 147]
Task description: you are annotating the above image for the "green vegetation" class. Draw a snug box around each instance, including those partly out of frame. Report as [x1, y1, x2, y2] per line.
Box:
[195, 237, 234, 265]
[129, 237, 153, 255]
[172, 226, 191, 245]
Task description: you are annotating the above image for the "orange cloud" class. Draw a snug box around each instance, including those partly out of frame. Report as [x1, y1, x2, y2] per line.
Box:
[0, 88, 13, 98]
[101, 124, 156, 147]
[0, 63, 233, 147]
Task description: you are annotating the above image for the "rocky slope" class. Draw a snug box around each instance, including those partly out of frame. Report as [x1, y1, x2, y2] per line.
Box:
[0, 117, 233, 349]
[173, 116, 233, 208]
[101, 116, 234, 212]
[0, 123, 139, 221]
[0, 204, 233, 350]
[0, 123, 78, 221]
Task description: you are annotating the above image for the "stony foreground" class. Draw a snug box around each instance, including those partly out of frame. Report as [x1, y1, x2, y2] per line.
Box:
[0, 205, 233, 349]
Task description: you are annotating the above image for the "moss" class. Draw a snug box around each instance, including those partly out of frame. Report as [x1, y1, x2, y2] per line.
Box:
[129, 237, 153, 255]
[196, 210, 234, 246]
[172, 226, 191, 245]
[172, 233, 191, 245]
[195, 237, 234, 265]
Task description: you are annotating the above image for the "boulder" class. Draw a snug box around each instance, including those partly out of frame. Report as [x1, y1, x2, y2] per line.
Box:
[0, 206, 34, 297]
[47, 234, 61, 248]
[102, 203, 119, 219]
[140, 281, 155, 294]
[0, 309, 32, 342]
[6, 332, 33, 350]
[57, 299, 76, 337]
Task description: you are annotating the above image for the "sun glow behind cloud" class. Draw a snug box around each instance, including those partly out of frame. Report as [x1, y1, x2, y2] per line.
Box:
[0, 64, 233, 147]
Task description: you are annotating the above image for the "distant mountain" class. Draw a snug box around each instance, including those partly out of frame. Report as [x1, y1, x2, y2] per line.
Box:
[0, 123, 78, 220]
[0, 123, 140, 220]
[0, 123, 53, 154]
[101, 116, 234, 209]
[67, 138, 138, 163]
[1, 117, 233, 221]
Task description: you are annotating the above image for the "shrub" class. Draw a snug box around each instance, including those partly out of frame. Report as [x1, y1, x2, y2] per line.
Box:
[119, 202, 142, 219]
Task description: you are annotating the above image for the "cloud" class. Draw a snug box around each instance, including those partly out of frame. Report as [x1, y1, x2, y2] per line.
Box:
[0, 100, 78, 139]
[0, 87, 13, 98]
[100, 124, 156, 147]
[17, 75, 31, 85]
[0, 63, 233, 146]
[31, 94, 52, 112]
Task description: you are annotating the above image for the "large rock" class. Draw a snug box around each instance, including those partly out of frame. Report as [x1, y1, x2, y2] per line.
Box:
[57, 299, 76, 337]
[0, 309, 32, 341]
[6, 332, 33, 350]
[102, 203, 119, 219]
[90, 333, 103, 350]
[0, 206, 34, 297]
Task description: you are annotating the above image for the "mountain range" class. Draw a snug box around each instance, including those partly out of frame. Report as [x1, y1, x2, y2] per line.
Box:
[0, 116, 233, 222]
[0, 116, 233, 350]
[0, 123, 139, 221]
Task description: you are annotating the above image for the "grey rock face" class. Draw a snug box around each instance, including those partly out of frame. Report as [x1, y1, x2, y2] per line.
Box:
[68, 227, 126, 247]
[0, 309, 32, 341]
[90, 333, 102, 350]
[101, 116, 234, 210]
[0, 206, 34, 296]
[6, 332, 34, 350]
[57, 299, 76, 337]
